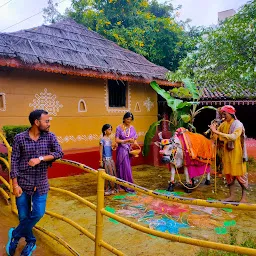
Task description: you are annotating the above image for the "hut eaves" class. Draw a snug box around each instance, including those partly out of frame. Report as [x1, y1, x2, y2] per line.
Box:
[0, 18, 173, 86]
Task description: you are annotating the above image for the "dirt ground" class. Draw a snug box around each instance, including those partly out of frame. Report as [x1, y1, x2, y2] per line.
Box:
[0, 165, 256, 256]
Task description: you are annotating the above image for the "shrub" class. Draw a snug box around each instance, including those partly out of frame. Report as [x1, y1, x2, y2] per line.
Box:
[2, 125, 30, 146]
[0, 125, 30, 171]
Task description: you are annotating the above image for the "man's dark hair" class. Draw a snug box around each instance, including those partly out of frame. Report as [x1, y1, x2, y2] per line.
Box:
[29, 109, 48, 125]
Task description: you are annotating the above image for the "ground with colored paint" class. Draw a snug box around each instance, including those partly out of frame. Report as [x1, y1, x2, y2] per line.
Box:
[0, 165, 256, 256]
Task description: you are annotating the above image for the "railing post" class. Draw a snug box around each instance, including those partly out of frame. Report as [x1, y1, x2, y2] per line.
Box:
[8, 148, 16, 212]
[95, 169, 105, 256]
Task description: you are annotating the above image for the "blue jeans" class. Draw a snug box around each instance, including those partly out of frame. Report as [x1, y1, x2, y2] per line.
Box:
[12, 191, 47, 243]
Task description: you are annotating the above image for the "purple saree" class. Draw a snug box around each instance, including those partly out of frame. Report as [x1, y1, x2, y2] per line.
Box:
[115, 125, 138, 192]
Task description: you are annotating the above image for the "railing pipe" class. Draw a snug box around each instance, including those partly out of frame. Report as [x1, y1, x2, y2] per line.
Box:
[95, 169, 105, 256]
[102, 172, 256, 211]
[102, 209, 256, 256]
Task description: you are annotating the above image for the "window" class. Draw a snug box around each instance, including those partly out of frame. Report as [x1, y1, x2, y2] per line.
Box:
[108, 80, 127, 108]
[78, 99, 87, 112]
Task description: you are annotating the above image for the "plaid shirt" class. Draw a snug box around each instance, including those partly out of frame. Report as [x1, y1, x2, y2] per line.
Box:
[10, 129, 63, 195]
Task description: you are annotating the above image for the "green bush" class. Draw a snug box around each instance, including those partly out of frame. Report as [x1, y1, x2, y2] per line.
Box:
[0, 125, 30, 172]
[2, 125, 30, 146]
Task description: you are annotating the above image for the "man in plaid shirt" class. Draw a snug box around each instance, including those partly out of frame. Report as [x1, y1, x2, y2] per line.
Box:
[6, 109, 63, 256]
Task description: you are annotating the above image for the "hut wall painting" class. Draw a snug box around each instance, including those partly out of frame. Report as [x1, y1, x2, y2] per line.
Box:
[29, 88, 63, 117]
[0, 70, 157, 152]
[143, 97, 154, 112]
[134, 102, 141, 112]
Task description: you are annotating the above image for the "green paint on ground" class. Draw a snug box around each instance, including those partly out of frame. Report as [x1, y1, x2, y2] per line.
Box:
[108, 218, 119, 224]
[224, 220, 236, 227]
[155, 189, 169, 193]
[126, 193, 137, 197]
[105, 206, 115, 213]
[112, 195, 127, 200]
[154, 190, 185, 196]
[105, 206, 119, 224]
[171, 191, 185, 196]
[148, 234, 157, 238]
[215, 227, 228, 235]
[222, 208, 233, 213]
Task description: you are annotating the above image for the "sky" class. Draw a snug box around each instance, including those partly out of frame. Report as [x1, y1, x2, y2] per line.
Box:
[0, 0, 249, 33]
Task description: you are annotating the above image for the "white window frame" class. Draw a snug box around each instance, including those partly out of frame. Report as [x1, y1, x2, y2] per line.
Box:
[78, 99, 87, 112]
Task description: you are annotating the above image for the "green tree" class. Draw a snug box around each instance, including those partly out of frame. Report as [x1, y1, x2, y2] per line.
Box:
[68, 0, 187, 71]
[169, 0, 256, 94]
[43, 0, 63, 24]
[142, 79, 216, 156]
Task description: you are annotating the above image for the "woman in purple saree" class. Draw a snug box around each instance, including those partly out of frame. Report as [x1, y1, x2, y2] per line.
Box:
[115, 112, 139, 192]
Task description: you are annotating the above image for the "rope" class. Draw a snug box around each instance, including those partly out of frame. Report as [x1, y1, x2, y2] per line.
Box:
[170, 138, 210, 190]
[174, 159, 209, 190]
[214, 138, 217, 194]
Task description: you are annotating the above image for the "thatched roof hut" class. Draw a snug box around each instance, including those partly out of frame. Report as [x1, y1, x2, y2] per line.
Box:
[200, 85, 256, 106]
[0, 18, 171, 85]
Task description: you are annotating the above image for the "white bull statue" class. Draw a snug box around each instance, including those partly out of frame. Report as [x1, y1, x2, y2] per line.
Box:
[157, 128, 214, 193]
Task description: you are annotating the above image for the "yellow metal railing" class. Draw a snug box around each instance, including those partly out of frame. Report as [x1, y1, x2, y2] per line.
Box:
[1, 132, 256, 256]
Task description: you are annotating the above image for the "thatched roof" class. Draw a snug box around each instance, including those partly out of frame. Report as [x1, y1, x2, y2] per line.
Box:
[201, 85, 256, 101]
[0, 18, 171, 85]
[160, 83, 256, 105]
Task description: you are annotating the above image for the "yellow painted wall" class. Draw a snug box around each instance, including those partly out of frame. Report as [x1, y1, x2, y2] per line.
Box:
[0, 69, 157, 150]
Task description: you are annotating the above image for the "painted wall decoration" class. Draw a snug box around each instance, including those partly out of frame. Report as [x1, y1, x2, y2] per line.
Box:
[0, 93, 6, 111]
[78, 99, 87, 112]
[29, 88, 63, 116]
[134, 102, 141, 112]
[104, 81, 131, 113]
[143, 97, 154, 112]
[57, 131, 146, 144]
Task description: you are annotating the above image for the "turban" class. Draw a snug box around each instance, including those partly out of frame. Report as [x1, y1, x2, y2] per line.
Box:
[221, 105, 236, 115]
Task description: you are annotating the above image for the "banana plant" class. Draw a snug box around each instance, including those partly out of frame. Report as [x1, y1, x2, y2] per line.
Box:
[142, 119, 163, 157]
[142, 79, 216, 156]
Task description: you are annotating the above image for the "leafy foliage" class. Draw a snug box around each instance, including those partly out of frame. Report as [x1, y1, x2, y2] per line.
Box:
[43, 0, 64, 24]
[67, 0, 188, 71]
[142, 119, 162, 156]
[169, 0, 256, 94]
[2, 125, 30, 146]
[0, 125, 29, 170]
[143, 79, 216, 156]
[150, 81, 183, 112]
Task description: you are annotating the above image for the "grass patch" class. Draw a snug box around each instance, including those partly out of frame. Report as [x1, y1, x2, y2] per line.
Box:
[247, 156, 256, 172]
[196, 228, 256, 256]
